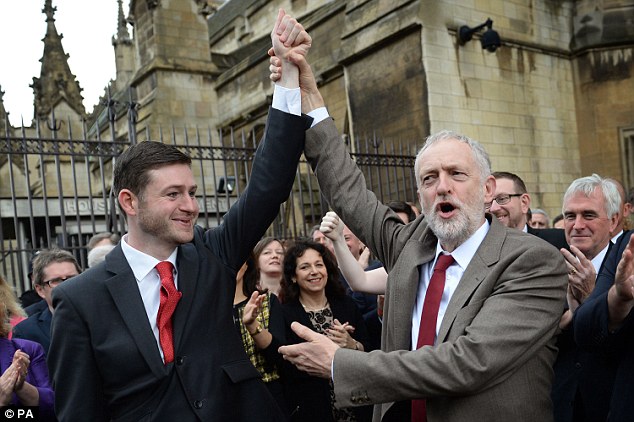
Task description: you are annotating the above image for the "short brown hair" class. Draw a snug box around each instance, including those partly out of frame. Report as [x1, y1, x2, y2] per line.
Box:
[113, 141, 191, 214]
[32, 249, 81, 287]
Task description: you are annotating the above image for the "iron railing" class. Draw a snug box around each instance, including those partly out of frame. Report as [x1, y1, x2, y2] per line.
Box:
[0, 114, 418, 294]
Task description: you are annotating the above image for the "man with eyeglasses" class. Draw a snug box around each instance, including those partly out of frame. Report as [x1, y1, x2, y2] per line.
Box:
[489, 171, 567, 250]
[552, 174, 621, 422]
[13, 249, 80, 355]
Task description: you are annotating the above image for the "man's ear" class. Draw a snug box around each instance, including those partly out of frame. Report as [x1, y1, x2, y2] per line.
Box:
[34, 284, 46, 299]
[484, 176, 496, 203]
[520, 193, 531, 214]
[118, 189, 138, 217]
[609, 212, 620, 234]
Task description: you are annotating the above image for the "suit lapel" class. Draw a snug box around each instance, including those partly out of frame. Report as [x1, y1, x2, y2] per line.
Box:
[437, 216, 504, 342]
[388, 235, 436, 350]
[173, 243, 199, 350]
[105, 247, 166, 378]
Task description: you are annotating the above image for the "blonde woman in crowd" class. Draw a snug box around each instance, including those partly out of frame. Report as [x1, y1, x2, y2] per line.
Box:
[0, 275, 54, 420]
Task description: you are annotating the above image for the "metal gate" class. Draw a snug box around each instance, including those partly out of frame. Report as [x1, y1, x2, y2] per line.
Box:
[1, 117, 418, 293]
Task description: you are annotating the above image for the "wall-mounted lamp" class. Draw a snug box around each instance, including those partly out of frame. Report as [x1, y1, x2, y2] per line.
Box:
[217, 176, 236, 194]
[458, 18, 501, 52]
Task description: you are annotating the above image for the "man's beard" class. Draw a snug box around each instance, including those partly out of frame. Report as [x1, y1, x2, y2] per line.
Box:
[423, 193, 485, 250]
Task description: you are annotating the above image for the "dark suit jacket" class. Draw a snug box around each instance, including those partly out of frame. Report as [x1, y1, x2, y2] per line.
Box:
[48, 108, 311, 422]
[12, 307, 52, 355]
[551, 241, 613, 422]
[279, 295, 370, 422]
[527, 226, 569, 250]
[0, 337, 55, 420]
[304, 117, 568, 422]
[574, 230, 634, 421]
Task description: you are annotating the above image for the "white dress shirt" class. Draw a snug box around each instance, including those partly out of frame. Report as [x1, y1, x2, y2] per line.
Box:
[411, 221, 490, 349]
[121, 235, 178, 360]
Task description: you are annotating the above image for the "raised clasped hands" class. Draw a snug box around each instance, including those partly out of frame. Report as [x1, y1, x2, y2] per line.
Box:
[270, 9, 311, 63]
[268, 10, 324, 112]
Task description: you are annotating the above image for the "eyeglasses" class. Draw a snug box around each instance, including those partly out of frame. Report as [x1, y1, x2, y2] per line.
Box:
[485, 193, 522, 209]
[42, 275, 76, 288]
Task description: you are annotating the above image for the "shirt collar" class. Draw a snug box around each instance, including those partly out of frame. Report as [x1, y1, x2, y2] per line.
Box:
[433, 219, 490, 271]
[590, 243, 610, 274]
[121, 234, 178, 282]
[611, 230, 623, 244]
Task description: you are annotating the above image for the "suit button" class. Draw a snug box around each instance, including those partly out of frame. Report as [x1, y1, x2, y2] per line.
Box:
[575, 362, 582, 369]
[176, 356, 185, 365]
[193, 400, 204, 409]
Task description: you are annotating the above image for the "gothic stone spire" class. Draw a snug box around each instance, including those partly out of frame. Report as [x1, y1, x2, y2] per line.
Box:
[31, 0, 86, 119]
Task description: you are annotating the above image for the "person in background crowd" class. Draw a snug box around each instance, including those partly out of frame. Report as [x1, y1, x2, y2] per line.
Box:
[87, 244, 116, 268]
[271, 33, 567, 420]
[86, 232, 120, 251]
[13, 249, 81, 355]
[552, 174, 620, 422]
[553, 213, 565, 229]
[406, 202, 421, 218]
[311, 224, 335, 256]
[0, 275, 26, 338]
[530, 209, 550, 229]
[247, 237, 286, 296]
[279, 239, 370, 422]
[387, 201, 417, 225]
[0, 274, 55, 420]
[234, 259, 288, 419]
[489, 171, 567, 249]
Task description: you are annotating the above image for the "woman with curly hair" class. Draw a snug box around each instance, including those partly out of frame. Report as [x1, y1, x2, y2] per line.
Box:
[279, 239, 370, 422]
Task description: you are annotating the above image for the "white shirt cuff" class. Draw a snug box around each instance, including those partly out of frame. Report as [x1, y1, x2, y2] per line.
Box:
[308, 107, 329, 127]
[272, 85, 301, 116]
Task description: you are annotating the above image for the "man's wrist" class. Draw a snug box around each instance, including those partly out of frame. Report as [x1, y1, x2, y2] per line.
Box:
[277, 61, 299, 89]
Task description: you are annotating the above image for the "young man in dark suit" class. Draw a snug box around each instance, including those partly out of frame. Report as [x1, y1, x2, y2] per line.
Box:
[48, 10, 312, 421]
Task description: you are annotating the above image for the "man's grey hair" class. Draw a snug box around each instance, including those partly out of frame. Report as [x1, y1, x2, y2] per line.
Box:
[532, 208, 549, 219]
[87, 244, 116, 268]
[414, 130, 492, 191]
[562, 174, 622, 218]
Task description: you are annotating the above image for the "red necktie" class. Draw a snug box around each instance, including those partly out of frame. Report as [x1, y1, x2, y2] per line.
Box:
[412, 254, 455, 422]
[156, 261, 181, 364]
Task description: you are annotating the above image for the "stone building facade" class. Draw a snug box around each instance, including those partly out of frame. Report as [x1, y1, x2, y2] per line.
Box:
[2, 0, 634, 223]
[104, 0, 633, 218]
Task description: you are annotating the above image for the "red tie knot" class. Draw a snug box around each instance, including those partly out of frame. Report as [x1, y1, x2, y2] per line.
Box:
[434, 254, 454, 272]
[156, 261, 174, 281]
